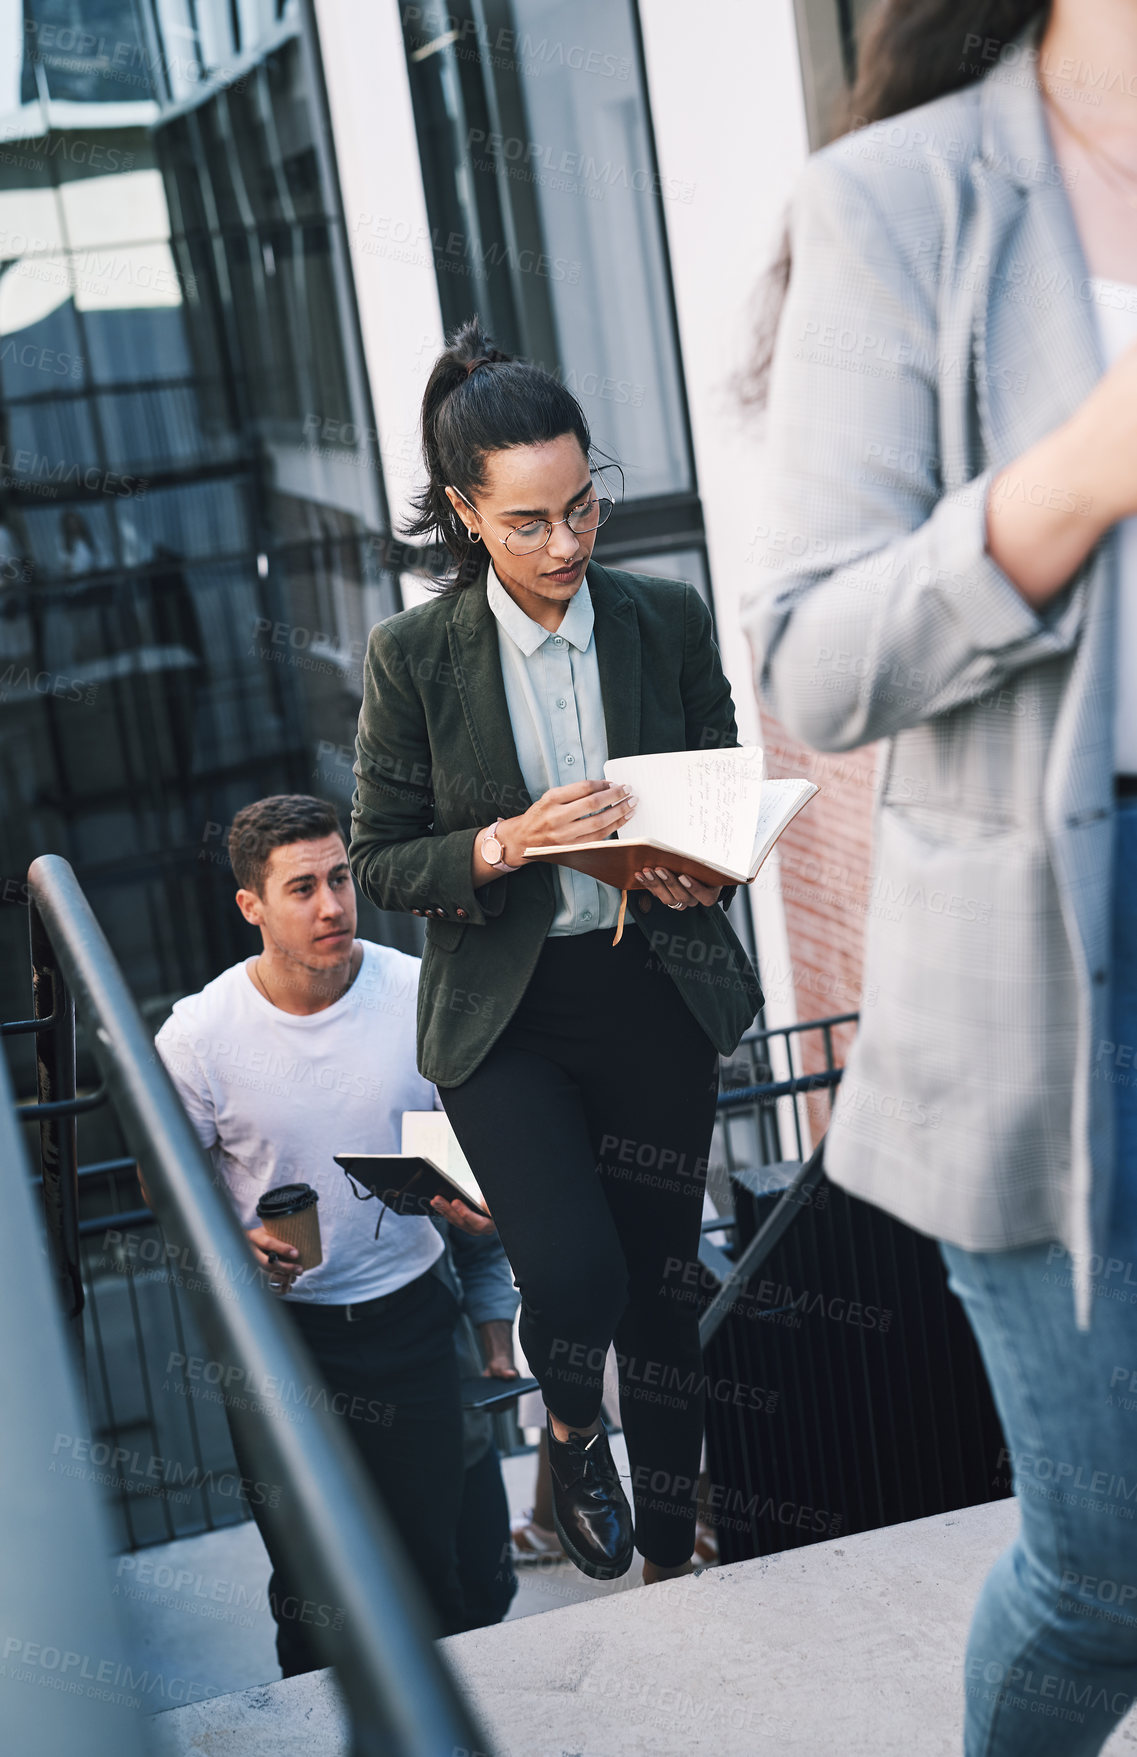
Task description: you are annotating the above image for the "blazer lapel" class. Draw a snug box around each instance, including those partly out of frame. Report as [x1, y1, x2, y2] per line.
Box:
[588, 563, 642, 761]
[972, 50, 1103, 467]
[447, 569, 532, 819]
[975, 35, 1115, 1001]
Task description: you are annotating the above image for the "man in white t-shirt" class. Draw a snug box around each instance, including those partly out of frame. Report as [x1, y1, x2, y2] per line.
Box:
[153, 794, 517, 1671]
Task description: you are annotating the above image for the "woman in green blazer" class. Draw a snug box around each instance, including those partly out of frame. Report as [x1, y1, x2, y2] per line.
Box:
[350, 320, 762, 1583]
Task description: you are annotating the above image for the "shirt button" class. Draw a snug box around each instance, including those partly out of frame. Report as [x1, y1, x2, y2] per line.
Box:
[553, 635, 564, 646]
[411, 908, 423, 916]
[436, 906, 447, 917]
[455, 908, 468, 920]
[564, 753, 575, 765]
[557, 697, 567, 709]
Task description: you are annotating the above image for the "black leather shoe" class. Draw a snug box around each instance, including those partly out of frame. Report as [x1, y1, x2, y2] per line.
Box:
[546, 1415, 634, 1580]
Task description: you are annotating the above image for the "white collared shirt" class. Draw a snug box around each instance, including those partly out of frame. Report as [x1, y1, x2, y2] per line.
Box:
[487, 563, 620, 934]
[1089, 276, 1137, 773]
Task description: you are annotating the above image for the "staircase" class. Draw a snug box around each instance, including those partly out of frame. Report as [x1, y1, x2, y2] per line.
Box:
[148, 1498, 1137, 1756]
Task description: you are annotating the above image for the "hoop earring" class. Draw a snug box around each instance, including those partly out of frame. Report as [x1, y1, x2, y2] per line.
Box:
[466, 528, 481, 543]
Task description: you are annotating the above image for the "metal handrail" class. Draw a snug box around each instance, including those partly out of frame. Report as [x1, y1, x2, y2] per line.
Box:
[25, 854, 492, 1757]
[0, 1032, 148, 1756]
[701, 1020, 852, 1348]
[735, 1010, 859, 1047]
[700, 1141, 828, 1348]
[21, 1083, 109, 1119]
[30, 898, 85, 1334]
[717, 1068, 845, 1108]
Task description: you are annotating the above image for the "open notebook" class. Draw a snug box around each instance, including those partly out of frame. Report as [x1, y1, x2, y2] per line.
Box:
[523, 747, 817, 890]
[334, 1111, 490, 1219]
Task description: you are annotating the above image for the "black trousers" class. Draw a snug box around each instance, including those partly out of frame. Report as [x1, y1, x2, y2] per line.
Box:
[457, 1442, 517, 1628]
[228, 1267, 468, 1675]
[440, 926, 719, 1568]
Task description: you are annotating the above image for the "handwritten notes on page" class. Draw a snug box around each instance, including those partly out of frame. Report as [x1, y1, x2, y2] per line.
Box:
[604, 747, 766, 881]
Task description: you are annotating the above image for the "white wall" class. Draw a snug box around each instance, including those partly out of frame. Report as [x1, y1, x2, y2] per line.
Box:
[638, 0, 810, 1026]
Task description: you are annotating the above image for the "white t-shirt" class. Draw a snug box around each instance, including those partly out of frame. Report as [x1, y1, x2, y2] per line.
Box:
[154, 941, 444, 1305]
[1089, 275, 1137, 772]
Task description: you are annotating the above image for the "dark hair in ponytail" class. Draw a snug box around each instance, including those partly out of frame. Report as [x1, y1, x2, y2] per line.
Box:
[739, 0, 1048, 409]
[406, 317, 593, 591]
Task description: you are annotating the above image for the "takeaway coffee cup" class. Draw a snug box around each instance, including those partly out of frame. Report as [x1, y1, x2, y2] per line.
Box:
[255, 1183, 323, 1271]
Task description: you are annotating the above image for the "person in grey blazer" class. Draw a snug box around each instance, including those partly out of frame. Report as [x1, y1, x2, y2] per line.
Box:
[745, 1, 1137, 1752]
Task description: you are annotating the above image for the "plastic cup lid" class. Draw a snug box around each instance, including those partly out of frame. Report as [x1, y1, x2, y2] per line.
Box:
[255, 1182, 318, 1217]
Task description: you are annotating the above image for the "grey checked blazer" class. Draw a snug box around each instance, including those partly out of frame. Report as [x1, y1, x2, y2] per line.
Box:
[744, 38, 1118, 1320]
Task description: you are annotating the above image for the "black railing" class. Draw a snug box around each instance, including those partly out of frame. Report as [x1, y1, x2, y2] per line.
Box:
[16, 885, 857, 1552]
[11, 854, 492, 1757]
[700, 1013, 854, 1346]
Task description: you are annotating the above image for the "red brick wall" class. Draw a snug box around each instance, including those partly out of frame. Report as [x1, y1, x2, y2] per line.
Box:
[758, 708, 877, 1131]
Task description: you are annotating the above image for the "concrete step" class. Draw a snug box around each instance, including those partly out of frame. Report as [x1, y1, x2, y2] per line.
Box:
[148, 1497, 1137, 1755]
[112, 1442, 635, 1714]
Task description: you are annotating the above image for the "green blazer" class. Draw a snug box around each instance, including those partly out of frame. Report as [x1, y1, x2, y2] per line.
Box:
[349, 560, 763, 1086]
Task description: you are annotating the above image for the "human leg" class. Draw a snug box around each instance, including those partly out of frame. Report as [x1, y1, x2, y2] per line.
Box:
[439, 1045, 629, 1431]
[455, 1444, 517, 1627]
[228, 1268, 468, 1674]
[577, 934, 720, 1569]
[940, 796, 1137, 1755]
[295, 1271, 468, 1637]
[941, 1232, 1137, 1756]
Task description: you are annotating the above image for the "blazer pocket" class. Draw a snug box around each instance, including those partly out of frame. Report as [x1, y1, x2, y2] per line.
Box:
[425, 916, 467, 953]
[880, 800, 1020, 846]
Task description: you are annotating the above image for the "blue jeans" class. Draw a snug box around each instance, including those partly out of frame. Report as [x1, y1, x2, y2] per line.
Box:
[941, 797, 1137, 1756]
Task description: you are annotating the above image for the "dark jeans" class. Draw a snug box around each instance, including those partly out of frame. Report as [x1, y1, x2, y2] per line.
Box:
[228, 1266, 467, 1676]
[440, 925, 719, 1568]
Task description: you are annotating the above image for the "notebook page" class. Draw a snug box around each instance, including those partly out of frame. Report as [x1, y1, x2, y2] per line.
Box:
[749, 778, 820, 875]
[604, 747, 765, 878]
[401, 1111, 485, 1207]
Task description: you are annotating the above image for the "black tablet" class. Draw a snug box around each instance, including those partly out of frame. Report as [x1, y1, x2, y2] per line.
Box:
[460, 1375, 540, 1412]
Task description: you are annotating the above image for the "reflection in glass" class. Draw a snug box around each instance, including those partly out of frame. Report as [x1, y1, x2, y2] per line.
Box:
[505, 0, 691, 496]
[612, 547, 709, 604]
[0, 2, 399, 1057]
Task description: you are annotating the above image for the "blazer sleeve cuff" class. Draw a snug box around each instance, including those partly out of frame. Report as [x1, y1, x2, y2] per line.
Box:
[423, 826, 508, 926]
[932, 469, 1085, 658]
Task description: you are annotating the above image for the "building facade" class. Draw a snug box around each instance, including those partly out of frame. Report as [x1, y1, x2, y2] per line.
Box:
[2, 0, 871, 1100]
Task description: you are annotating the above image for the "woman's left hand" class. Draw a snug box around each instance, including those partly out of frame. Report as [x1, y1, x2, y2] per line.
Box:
[633, 867, 721, 911]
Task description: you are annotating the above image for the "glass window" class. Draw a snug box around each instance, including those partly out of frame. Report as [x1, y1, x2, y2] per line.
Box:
[23, 0, 158, 106]
[403, 0, 706, 559]
[607, 546, 709, 601]
[0, 0, 397, 1048]
[495, 0, 691, 495]
[56, 157, 169, 254]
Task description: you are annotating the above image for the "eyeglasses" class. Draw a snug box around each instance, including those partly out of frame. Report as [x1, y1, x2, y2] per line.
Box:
[450, 478, 615, 556]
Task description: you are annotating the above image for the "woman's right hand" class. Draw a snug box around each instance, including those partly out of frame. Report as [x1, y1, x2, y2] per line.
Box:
[987, 334, 1137, 607]
[497, 779, 635, 866]
[1067, 335, 1137, 528]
